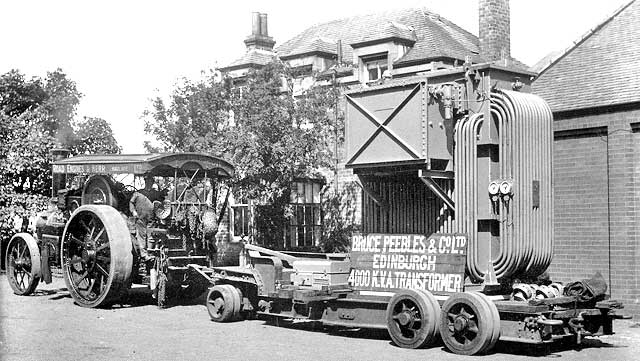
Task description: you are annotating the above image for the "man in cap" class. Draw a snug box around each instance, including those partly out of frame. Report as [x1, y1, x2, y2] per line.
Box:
[129, 174, 163, 262]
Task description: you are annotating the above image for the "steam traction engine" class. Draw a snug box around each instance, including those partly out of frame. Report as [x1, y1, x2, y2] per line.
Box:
[5, 152, 234, 308]
[197, 62, 628, 355]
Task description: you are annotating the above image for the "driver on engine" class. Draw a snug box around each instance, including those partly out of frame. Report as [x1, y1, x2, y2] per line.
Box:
[129, 174, 163, 263]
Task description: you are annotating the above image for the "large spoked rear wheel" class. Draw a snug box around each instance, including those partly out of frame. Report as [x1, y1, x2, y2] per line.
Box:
[439, 292, 499, 355]
[6, 233, 41, 295]
[386, 289, 440, 349]
[61, 205, 132, 308]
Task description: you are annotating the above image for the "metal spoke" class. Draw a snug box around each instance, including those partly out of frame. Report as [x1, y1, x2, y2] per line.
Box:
[95, 263, 109, 277]
[70, 235, 85, 247]
[19, 242, 27, 259]
[96, 240, 110, 252]
[18, 272, 26, 288]
[88, 278, 97, 295]
[74, 271, 89, 287]
[79, 219, 91, 233]
[93, 227, 105, 243]
[467, 323, 479, 334]
[96, 255, 110, 263]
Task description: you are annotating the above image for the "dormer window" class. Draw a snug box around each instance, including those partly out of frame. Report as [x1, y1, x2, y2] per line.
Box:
[361, 53, 388, 82]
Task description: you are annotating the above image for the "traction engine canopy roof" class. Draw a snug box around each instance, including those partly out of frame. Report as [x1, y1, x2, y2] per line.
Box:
[52, 152, 234, 178]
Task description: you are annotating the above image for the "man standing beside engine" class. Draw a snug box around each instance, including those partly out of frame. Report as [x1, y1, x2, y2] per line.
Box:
[130, 174, 163, 262]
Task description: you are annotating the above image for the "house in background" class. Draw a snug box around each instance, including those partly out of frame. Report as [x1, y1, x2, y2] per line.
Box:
[532, 0, 639, 317]
[220, 1, 525, 250]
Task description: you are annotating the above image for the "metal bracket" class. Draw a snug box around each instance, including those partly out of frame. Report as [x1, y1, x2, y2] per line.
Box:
[355, 176, 388, 210]
[418, 170, 455, 211]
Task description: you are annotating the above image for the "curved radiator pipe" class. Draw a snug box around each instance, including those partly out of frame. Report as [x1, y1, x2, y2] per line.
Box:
[456, 90, 553, 283]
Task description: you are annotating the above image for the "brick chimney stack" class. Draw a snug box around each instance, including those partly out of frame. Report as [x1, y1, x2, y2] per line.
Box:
[479, 0, 510, 63]
[244, 12, 276, 51]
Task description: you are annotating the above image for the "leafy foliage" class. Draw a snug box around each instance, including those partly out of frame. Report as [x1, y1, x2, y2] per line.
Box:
[320, 182, 360, 252]
[144, 71, 232, 154]
[72, 117, 122, 155]
[0, 184, 50, 270]
[0, 68, 121, 195]
[0, 69, 120, 261]
[145, 61, 346, 248]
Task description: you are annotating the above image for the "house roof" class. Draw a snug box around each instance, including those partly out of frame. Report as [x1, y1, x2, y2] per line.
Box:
[276, 8, 486, 67]
[532, 0, 640, 112]
[220, 49, 276, 71]
[280, 37, 338, 60]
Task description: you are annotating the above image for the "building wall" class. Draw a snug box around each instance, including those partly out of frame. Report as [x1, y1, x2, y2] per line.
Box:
[550, 105, 640, 317]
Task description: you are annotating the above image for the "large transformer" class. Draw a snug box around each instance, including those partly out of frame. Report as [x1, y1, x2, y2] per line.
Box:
[193, 61, 627, 356]
[344, 61, 553, 286]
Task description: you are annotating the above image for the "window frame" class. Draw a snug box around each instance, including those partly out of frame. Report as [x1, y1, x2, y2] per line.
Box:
[360, 52, 389, 83]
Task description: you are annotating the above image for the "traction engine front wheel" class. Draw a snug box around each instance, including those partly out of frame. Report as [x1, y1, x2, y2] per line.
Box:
[6, 233, 41, 295]
[61, 205, 132, 308]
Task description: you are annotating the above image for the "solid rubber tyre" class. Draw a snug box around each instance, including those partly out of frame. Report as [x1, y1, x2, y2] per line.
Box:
[207, 284, 240, 322]
[470, 291, 501, 351]
[386, 289, 439, 349]
[439, 292, 497, 355]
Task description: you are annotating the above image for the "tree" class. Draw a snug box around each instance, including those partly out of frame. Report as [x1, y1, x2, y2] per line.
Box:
[0, 69, 119, 194]
[145, 61, 343, 248]
[72, 116, 121, 155]
[42, 69, 82, 145]
[144, 71, 232, 154]
[0, 109, 56, 194]
[0, 70, 48, 117]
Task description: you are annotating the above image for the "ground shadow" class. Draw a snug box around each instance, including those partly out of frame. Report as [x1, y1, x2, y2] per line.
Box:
[32, 287, 66, 297]
[492, 337, 627, 357]
[109, 287, 156, 309]
[259, 318, 391, 341]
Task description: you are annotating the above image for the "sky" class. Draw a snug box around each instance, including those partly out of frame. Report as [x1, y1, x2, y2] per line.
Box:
[0, 0, 630, 153]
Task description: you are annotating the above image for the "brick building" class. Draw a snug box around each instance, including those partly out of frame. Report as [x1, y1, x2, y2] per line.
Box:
[532, 0, 640, 316]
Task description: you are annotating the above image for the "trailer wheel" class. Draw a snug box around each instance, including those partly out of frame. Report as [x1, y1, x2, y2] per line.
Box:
[386, 289, 439, 349]
[206, 284, 240, 322]
[439, 292, 498, 355]
[61, 205, 132, 308]
[6, 233, 41, 295]
[416, 288, 441, 338]
[470, 291, 501, 350]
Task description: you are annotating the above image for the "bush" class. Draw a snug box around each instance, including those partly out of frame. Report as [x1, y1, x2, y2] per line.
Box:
[320, 182, 360, 253]
[0, 185, 49, 270]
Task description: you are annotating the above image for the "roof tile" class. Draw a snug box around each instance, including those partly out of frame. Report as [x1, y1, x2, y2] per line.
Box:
[532, 1, 640, 112]
[276, 8, 484, 66]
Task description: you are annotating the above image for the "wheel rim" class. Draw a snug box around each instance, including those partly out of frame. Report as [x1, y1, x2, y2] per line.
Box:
[206, 285, 239, 322]
[61, 205, 132, 308]
[208, 290, 226, 318]
[447, 303, 479, 345]
[391, 298, 423, 340]
[387, 289, 438, 349]
[440, 292, 495, 355]
[7, 235, 40, 294]
[63, 211, 112, 303]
